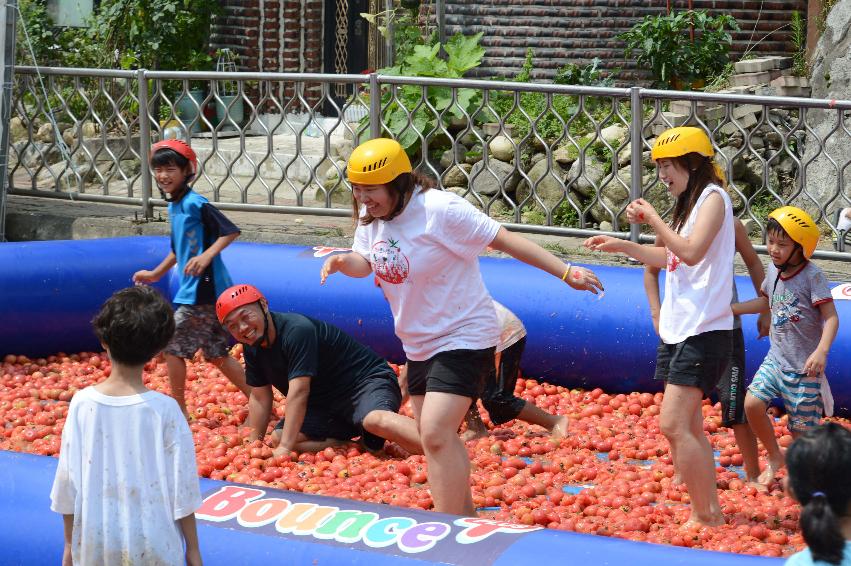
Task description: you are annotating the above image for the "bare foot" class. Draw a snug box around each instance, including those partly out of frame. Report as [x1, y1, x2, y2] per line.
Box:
[684, 513, 725, 529]
[757, 455, 785, 487]
[746, 480, 768, 493]
[550, 416, 569, 439]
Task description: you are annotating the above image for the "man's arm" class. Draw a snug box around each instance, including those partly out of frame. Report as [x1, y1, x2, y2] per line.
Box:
[179, 514, 202, 566]
[62, 514, 73, 566]
[245, 385, 273, 442]
[274, 376, 311, 455]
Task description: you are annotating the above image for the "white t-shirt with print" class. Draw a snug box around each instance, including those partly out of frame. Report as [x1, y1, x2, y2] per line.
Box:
[50, 387, 202, 566]
[353, 187, 501, 361]
[659, 183, 735, 344]
[493, 300, 527, 353]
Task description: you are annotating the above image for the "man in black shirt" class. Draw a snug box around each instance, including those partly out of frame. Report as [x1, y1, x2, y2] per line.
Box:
[216, 284, 422, 456]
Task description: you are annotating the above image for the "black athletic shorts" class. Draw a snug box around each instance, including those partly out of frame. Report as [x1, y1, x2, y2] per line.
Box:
[481, 337, 527, 425]
[716, 328, 747, 427]
[275, 369, 401, 451]
[654, 329, 733, 397]
[406, 347, 495, 399]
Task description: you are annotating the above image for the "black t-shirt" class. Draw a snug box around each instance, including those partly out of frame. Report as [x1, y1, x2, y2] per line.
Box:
[244, 312, 392, 407]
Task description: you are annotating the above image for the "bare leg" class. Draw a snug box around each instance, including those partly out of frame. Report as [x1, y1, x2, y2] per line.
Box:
[460, 405, 489, 442]
[165, 354, 189, 418]
[744, 393, 784, 486]
[515, 402, 569, 438]
[413, 392, 477, 516]
[362, 409, 423, 455]
[660, 384, 723, 527]
[731, 423, 760, 482]
[210, 356, 251, 398]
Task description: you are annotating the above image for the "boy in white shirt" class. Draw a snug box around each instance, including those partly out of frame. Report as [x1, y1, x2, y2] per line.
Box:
[51, 286, 203, 566]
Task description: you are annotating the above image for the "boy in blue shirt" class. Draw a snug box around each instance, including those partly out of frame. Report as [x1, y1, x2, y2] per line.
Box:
[133, 140, 250, 417]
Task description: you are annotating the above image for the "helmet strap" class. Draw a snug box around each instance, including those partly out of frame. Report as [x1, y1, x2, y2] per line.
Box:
[254, 302, 271, 348]
[770, 244, 805, 307]
[160, 182, 190, 203]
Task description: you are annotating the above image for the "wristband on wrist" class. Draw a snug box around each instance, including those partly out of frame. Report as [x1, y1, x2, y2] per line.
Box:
[561, 264, 572, 282]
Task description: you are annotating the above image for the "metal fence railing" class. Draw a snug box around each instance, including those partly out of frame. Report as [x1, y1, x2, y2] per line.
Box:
[7, 66, 851, 259]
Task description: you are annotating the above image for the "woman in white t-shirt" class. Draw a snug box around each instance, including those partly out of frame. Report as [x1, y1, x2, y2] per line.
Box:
[321, 138, 603, 516]
[584, 127, 735, 528]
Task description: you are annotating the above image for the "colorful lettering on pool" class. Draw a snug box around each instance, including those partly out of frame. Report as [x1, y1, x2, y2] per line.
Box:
[197, 485, 541, 561]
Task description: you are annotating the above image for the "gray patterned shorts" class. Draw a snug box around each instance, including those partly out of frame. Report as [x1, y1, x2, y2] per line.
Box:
[164, 304, 231, 359]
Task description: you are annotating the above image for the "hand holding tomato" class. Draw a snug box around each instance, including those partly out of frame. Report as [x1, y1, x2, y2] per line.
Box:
[626, 198, 659, 225]
[564, 265, 604, 295]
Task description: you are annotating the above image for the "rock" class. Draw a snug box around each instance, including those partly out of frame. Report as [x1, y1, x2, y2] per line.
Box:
[458, 127, 484, 147]
[553, 146, 576, 167]
[315, 179, 352, 206]
[469, 158, 519, 196]
[529, 152, 546, 167]
[439, 145, 466, 169]
[775, 156, 797, 175]
[488, 135, 516, 162]
[62, 129, 75, 148]
[515, 159, 569, 211]
[441, 164, 471, 188]
[717, 146, 753, 186]
[118, 159, 142, 177]
[600, 124, 627, 145]
[589, 179, 629, 225]
[599, 220, 613, 232]
[801, 0, 851, 216]
[81, 121, 98, 138]
[331, 139, 354, 162]
[324, 160, 347, 182]
[9, 117, 27, 143]
[35, 123, 54, 143]
[566, 155, 606, 198]
[465, 144, 483, 165]
[36, 162, 95, 187]
[748, 136, 765, 150]
[645, 180, 675, 218]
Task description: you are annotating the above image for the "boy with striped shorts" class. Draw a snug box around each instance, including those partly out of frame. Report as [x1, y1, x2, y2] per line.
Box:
[732, 206, 839, 489]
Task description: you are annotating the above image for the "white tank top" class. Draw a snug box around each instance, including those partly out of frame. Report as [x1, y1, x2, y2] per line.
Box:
[659, 184, 735, 344]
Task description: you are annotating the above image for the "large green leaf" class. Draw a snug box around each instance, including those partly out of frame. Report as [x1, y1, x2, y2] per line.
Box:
[445, 32, 485, 76]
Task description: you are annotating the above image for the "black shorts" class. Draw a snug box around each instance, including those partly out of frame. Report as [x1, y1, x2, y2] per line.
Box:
[654, 329, 733, 397]
[275, 369, 401, 451]
[481, 337, 527, 425]
[406, 347, 495, 399]
[716, 328, 747, 427]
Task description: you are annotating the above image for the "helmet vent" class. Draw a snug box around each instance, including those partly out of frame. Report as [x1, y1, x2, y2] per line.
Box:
[363, 157, 389, 173]
[659, 133, 681, 145]
[788, 213, 812, 228]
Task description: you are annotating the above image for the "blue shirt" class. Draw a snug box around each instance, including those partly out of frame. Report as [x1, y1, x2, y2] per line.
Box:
[168, 188, 239, 305]
[786, 542, 851, 566]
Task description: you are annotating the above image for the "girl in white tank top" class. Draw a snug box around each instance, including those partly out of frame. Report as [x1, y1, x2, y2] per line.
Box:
[584, 127, 735, 528]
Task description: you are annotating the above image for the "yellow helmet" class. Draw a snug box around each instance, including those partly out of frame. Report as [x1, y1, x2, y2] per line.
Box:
[651, 126, 714, 161]
[347, 138, 412, 185]
[768, 206, 820, 259]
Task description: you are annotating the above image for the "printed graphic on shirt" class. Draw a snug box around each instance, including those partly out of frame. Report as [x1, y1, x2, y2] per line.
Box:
[666, 248, 681, 272]
[772, 289, 801, 326]
[187, 228, 200, 255]
[372, 238, 409, 284]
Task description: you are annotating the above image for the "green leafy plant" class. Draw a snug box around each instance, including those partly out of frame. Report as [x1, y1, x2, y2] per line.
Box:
[553, 58, 615, 88]
[620, 10, 739, 89]
[361, 5, 434, 64]
[371, 31, 486, 151]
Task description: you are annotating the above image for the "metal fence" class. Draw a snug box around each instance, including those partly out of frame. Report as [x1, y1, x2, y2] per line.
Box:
[7, 66, 851, 259]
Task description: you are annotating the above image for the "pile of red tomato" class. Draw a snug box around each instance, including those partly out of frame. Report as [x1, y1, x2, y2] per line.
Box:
[3, 347, 850, 558]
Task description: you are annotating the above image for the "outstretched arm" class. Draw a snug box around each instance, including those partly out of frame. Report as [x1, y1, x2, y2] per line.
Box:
[489, 227, 603, 294]
[321, 253, 372, 283]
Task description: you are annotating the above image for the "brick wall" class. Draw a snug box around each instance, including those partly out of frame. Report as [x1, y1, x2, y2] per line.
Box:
[437, 1, 808, 82]
[210, 0, 325, 104]
[209, 0, 808, 98]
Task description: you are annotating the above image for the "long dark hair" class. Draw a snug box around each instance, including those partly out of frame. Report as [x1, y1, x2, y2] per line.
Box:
[351, 171, 436, 225]
[668, 152, 725, 233]
[786, 422, 851, 565]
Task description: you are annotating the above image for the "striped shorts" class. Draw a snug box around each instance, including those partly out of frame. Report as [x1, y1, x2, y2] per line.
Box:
[748, 357, 824, 432]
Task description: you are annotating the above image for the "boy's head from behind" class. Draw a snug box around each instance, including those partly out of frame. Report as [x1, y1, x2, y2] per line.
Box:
[92, 286, 175, 366]
[786, 423, 851, 565]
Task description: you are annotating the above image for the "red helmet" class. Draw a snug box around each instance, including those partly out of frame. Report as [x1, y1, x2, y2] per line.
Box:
[150, 139, 198, 178]
[216, 284, 265, 323]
